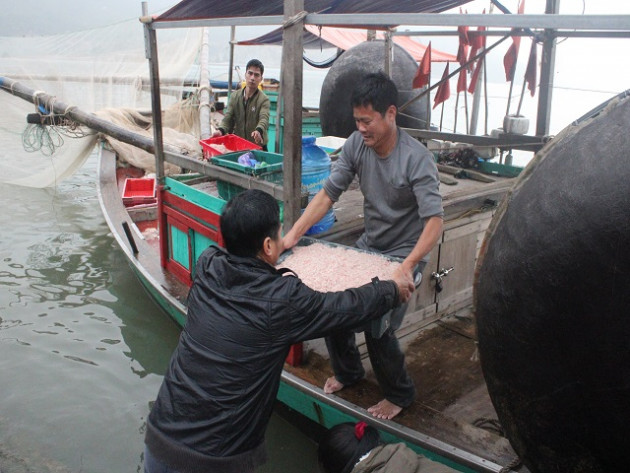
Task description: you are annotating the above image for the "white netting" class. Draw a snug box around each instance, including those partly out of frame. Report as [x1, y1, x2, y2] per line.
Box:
[94, 104, 202, 176]
[0, 18, 203, 187]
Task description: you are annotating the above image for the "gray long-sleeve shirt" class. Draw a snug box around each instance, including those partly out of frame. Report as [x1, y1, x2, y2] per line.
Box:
[323, 129, 443, 260]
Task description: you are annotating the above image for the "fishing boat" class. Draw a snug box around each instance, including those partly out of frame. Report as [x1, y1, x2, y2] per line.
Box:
[2, 1, 629, 472]
[89, 126, 521, 473]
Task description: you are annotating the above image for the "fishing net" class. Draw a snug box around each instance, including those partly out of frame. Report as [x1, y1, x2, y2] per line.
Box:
[0, 17, 203, 187]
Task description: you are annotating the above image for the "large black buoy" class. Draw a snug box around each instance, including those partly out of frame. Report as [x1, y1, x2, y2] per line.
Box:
[474, 92, 630, 473]
[319, 41, 428, 138]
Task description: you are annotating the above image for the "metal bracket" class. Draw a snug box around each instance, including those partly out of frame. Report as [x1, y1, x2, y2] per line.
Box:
[431, 266, 454, 293]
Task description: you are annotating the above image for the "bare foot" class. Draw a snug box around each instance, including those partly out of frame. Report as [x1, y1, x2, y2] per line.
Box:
[323, 376, 345, 394]
[367, 399, 403, 420]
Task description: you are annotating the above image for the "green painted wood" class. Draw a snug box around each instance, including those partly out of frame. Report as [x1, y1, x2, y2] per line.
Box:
[165, 176, 226, 214]
[192, 231, 214, 276]
[170, 225, 190, 269]
[477, 160, 523, 178]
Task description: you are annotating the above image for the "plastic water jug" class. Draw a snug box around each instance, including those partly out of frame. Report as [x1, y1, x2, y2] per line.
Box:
[301, 136, 335, 234]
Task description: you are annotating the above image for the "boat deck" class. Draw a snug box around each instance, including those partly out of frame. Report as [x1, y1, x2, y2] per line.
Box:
[286, 314, 518, 466]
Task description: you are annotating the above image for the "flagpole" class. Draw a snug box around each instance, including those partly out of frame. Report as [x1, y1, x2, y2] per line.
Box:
[483, 58, 489, 135]
[470, 58, 483, 135]
[505, 75, 516, 116]
[516, 79, 527, 116]
[485, 3, 494, 136]
[504, 0, 525, 117]
[426, 80, 431, 129]
[454, 92, 460, 133]
[464, 88, 469, 134]
[469, 8, 486, 136]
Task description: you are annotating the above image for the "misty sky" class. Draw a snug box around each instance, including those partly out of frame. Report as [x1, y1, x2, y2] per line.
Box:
[2, 0, 629, 36]
[0, 0, 176, 36]
[1, 0, 628, 95]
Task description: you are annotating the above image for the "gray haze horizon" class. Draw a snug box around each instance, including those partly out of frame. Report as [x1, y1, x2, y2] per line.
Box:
[0, 0, 176, 36]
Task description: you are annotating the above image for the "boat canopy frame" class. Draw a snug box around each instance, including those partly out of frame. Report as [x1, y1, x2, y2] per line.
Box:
[142, 0, 630, 230]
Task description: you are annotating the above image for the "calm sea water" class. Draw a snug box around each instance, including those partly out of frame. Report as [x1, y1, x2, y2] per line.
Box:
[0, 153, 318, 473]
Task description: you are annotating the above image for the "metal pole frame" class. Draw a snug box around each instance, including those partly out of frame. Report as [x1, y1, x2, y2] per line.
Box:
[280, 0, 304, 229]
[536, 0, 560, 136]
[141, 3, 165, 182]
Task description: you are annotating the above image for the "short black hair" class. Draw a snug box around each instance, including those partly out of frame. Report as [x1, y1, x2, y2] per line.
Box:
[220, 189, 280, 258]
[350, 71, 398, 116]
[317, 422, 382, 473]
[246, 58, 264, 76]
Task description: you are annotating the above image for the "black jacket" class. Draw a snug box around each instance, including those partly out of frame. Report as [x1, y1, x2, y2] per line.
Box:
[145, 246, 399, 473]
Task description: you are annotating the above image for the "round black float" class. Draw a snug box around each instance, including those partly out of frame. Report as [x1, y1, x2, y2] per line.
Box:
[474, 92, 630, 473]
[319, 40, 428, 138]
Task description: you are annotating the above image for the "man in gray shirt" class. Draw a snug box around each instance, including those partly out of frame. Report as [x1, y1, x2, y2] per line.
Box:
[283, 72, 443, 419]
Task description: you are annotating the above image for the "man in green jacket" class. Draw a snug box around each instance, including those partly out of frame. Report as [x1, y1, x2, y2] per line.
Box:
[213, 58, 270, 150]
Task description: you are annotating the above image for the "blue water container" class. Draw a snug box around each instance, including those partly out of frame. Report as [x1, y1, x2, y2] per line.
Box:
[301, 136, 335, 234]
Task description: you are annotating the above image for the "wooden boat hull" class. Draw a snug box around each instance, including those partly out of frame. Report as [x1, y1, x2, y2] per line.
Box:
[96, 147, 189, 327]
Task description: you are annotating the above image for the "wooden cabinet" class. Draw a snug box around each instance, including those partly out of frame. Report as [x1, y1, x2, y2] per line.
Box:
[399, 210, 497, 342]
[159, 176, 225, 287]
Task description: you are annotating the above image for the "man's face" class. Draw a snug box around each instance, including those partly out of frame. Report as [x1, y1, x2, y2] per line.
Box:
[245, 67, 263, 90]
[268, 227, 284, 265]
[353, 104, 396, 149]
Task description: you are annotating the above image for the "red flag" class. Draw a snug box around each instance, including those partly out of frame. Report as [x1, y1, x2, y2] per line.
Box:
[412, 42, 432, 89]
[457, 68, 467, 94]
[433, 63, 451, 109]
[468, 57, 483, 94]
[457, 43, 470, 67]
[468, 10, 487, 65]
[524, 39, 537, 96]
[458, 8, 470, 45]
[503, 0, 525, 81]
[503, 41, 520, 82]
[457, 9, 470, 68]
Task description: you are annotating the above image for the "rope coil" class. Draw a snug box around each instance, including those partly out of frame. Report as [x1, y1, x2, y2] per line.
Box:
[22, 94, 90, 155]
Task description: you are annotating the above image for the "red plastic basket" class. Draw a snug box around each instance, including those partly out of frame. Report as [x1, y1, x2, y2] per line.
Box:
[122, 178, 156, 207]
[199, 134, 261, 159]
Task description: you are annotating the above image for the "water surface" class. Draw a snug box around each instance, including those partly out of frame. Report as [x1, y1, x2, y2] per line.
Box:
[0, 154, 317, 472]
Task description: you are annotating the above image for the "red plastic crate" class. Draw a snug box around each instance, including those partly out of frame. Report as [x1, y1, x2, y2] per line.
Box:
[199, 134, 261, 159]
[122, 178, 156, 207]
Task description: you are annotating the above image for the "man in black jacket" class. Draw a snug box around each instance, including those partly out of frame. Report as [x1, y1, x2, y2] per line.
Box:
[144, 189, 414, 473]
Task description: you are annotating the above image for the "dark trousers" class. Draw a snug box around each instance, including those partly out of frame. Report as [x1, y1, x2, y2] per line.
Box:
[324, 302, 416, 408]
[324, 262, 425, 408]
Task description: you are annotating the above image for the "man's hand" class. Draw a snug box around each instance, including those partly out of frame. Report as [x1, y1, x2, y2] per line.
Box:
[392, 266, 415, 304]
[282, 230, 300, 251]
[251, 130, 263, 144]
